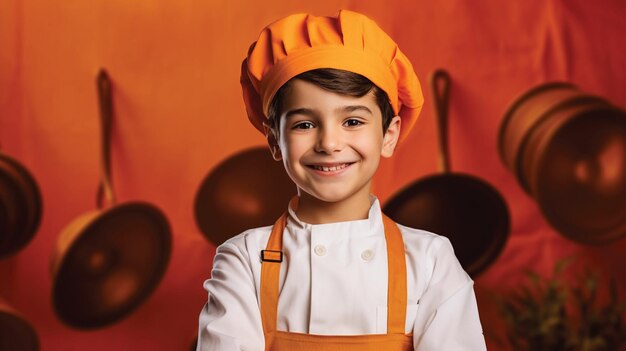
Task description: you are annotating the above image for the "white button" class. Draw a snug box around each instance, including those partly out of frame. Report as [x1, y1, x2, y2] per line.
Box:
[314, 245, 327, 256]
[361, 249, 373, 261]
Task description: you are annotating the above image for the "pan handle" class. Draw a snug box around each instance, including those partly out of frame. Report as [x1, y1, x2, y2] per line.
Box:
[430, 69, 452, 174]
[96, 69, 116, 209]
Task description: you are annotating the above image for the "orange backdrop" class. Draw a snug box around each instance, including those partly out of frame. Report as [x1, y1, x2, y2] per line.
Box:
[0, 0, 624, 350]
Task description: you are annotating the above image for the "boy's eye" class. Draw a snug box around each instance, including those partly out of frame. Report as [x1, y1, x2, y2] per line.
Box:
[293, 121, 314, 129]
[344, 119, 364, 127]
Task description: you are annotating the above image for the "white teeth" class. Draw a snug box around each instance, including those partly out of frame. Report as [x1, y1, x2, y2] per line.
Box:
[312, 163, 349, 172]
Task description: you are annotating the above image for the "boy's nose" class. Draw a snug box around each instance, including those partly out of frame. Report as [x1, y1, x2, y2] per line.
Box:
[314, 127, 343, 154]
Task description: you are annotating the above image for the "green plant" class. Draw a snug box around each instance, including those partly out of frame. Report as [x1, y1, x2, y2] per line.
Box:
[496, 259, 626, 351]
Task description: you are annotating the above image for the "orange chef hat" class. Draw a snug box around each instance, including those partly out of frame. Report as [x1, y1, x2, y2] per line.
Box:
[241, 10, 423, 142]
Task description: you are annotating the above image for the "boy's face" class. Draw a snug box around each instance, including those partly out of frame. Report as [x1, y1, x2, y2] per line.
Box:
[268, 79, 401, 204]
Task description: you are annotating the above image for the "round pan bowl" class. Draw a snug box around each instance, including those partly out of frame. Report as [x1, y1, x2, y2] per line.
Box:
[0, 300, 39, 351]
[194, 147, 296, 246]
[51, 202, 171, 329]
[0, 153, 42, 259]
[383, 173, 510, 278]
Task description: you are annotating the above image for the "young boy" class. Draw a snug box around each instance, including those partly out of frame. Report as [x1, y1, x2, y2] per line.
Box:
[197, 10, 486, 351]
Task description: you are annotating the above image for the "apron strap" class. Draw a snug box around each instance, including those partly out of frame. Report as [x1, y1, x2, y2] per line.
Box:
[260, 213, 286, 335]
[382, 214, 408, 335]
[260, 212, 408, 336]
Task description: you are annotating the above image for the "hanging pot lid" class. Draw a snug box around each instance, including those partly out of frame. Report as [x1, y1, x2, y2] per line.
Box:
[499, 82, 625, 244]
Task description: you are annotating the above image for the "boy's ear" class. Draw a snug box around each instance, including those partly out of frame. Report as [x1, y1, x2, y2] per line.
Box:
[381, 116, 401, 158]
[263, 122, 282, 161]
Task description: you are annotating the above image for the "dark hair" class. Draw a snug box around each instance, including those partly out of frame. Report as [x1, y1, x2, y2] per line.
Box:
[267, 68, 394, 135]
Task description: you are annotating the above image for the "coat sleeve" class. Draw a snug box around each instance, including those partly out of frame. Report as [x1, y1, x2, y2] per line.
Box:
[412, 237, 487, 351]
[196, 241, 265, 351]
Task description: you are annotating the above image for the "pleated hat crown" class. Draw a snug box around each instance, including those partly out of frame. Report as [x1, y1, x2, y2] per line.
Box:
[241, 10, 423, 142]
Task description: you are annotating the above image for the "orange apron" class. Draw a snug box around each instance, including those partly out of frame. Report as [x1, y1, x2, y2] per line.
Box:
[260, 212, 413, 351]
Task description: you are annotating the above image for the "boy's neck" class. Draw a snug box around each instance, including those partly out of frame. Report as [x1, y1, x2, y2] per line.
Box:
[294, 190, 372, 224]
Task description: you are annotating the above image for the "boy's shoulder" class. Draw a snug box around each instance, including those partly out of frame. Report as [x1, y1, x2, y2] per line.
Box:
[397, 223, 471, 284]
[395, 222, 458, 257]
[395, 222, 439, 238]
[217, 224, 273, 254]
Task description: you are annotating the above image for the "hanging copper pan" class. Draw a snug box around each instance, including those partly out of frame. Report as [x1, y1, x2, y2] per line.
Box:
[0, 151, 42, 259]
[194, 147, 296, 246]
[383, 69, 510, 277]
[50, 69, 172, 329]
[499, 82, 625, 244]
[0, 298, 39, 350]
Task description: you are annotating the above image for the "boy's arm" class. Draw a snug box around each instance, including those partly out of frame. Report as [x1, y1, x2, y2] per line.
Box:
[412, 237, 487, 351]
[197, 241, 264, 351]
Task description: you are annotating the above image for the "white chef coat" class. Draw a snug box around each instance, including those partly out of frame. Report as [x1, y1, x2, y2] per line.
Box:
[197, 196, 487, 351]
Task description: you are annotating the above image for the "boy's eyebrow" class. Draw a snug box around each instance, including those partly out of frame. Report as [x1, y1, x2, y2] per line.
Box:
[338, 105, 373, 115]
[284, 105, 373, 119]
[284, 108, 317, 119]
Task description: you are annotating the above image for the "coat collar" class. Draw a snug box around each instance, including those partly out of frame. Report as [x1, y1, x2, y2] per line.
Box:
[285, 195, 385, 241]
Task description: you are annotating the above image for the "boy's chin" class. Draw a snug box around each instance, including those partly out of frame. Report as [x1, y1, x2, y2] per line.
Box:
[298, 188, 367, 205]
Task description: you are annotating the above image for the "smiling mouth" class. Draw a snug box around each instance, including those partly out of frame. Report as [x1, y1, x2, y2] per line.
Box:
[307, 163, 355, 172]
